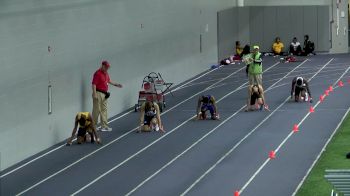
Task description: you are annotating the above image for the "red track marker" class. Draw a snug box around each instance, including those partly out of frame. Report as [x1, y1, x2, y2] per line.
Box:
[325, 90, 329, 96]
[293, 124, 299, 132]
[339, 80, 344, 87]
[309, 106, 315, 113]
[234, 190, 240, 196]
[269, 151, 276, 159]
[329, 85, 333, 92]
[320, 95, 325, 102]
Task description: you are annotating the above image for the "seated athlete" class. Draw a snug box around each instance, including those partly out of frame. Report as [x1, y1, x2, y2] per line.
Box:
[291, 76, 313, 103]
[246, 84, 268, 111]
[302, 35, 315, 56]
[138, 100, 164, 133]
[289, 37, 302, 56]
[196, 95, 219, 120]
[67, 112, 101, 145]
[272, 37, 284, 56]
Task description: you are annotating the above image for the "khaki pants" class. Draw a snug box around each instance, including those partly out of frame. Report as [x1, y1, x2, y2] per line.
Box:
[92, 91, 108, 128]
[248, 73, 262, 86]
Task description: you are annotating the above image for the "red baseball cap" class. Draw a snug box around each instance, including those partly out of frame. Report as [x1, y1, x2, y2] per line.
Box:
[102, 60, 110, 68]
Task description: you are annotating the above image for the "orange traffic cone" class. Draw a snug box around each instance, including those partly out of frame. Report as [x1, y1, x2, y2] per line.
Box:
[329, 85, 333, 92]
[293, 124, 299, 132]
[339, 80, 344, 87]
[269, 151, 276, 159]
[309, 106, 315, 113]
[234, 190, 240, 196]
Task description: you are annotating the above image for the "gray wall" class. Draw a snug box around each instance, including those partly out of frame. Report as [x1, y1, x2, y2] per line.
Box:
[250, 6, 330, 52]
[244, 0, 348, 53]
[218, 5, 331, 60]
[330, 0, 349, 53]
[217, 7, 250, 60]
[244, 0, 331, 6]
[0, 0, 234, 170]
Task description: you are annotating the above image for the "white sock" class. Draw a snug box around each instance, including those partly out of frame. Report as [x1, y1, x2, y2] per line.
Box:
[154, 124, 159, 131]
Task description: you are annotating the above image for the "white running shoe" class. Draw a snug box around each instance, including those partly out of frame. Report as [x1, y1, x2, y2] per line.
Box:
[154, 125, 160, 132]
[305, 93, 309, 102]
[101, 127, 112, 132]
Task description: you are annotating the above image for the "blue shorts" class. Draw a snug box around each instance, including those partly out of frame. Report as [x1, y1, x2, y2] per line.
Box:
[201, 104, 214, 115]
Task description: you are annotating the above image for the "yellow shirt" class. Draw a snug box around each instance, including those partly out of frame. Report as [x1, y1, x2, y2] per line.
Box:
[272, 42, 284, 54]
[77, 112, 91, 128]
[236, 47, 243, 56]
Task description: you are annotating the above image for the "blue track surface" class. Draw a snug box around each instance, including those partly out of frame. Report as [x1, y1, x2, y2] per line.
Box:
[2, 54, 350, 196]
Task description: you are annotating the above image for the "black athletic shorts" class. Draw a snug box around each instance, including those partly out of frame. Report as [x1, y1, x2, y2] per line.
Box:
[77, 128, 94, 143]
[250, 92, 262, 105]
[295, 86, 306, 97]
[144, 115, 156, 125]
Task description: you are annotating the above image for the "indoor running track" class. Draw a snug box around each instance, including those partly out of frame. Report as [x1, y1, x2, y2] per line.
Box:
[2, 54, 350, 196]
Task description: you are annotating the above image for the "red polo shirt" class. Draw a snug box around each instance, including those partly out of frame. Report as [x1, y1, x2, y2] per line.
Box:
[92, 69, 110, 92]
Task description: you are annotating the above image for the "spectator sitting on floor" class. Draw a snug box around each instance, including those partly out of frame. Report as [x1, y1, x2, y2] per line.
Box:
[302, 35, 315, 56]
[272, 37, 284, 56]
[196, 95, 219, 120]
[67, 112, 101, 145]
[228, 41, 244, 63]
[289, 37, 302, 56]
[138, 100, 164, 133]
[235, 41, 243, 57]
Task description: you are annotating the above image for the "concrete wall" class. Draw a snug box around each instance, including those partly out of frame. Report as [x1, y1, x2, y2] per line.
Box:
[244, 0, 331, 6]
[249, 6, 330, 52]
[330, 0, 349, 53]
[218, 5, 331, 60]
[0, 0, 234, 170]
[244, 0, 348, 53]
[217, 7, 250, 60]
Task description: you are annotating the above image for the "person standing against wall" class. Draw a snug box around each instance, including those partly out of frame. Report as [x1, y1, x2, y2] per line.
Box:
[92, 60, 123, 132]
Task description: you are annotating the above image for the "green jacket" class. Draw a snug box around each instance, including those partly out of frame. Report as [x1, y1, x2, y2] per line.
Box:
[248, 52, 263, 74]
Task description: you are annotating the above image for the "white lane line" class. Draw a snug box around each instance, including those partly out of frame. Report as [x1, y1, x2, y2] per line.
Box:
[292, 69, 350, 196]
[15, 64, 248, 195]
[239, 59, 344, 195]
[207, 67, 350, 93]
[178, 64, 350, 94]
[70, 84, 247, 196]
[180, 97, 292, 196]
[180, 58, 332, 196]
[69, 62, 281, 196]
[170, 65, 224, 93]
[125, 60, 307, 196]
[0, 108, 135, 179]
[124, 104, 245, 196]
[1, 65, 224, 179]
[292, 108, 350, 196]
[263, 66, 349, 79]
